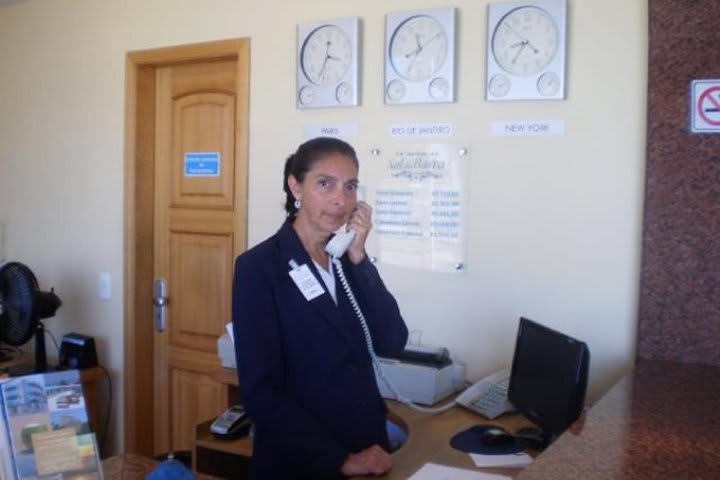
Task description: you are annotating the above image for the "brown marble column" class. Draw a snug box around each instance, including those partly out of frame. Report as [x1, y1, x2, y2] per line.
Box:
[638, 0, 720, 364]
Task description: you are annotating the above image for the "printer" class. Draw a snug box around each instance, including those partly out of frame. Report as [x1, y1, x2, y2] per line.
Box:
[376, 345, 466, 406]
[218, 327, 464, 406]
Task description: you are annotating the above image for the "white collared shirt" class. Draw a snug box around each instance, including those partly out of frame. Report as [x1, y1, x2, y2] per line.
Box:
[313, 259, 337, 305]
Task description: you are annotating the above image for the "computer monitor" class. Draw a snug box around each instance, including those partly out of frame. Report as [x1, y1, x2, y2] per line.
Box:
[507, 317, 590, 449]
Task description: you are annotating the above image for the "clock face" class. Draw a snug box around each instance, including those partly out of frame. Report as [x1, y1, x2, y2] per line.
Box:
[485, 0, 567, 101]
[491, 6, 558, 77]
[488, 74, 511, 98]
[296, 17, 359, 108]
[537, 71, 560, 96]
[301, 25, 353, 86]
[335, 82, 354, 104]
[389, 15, 449, 81]
[386, 79, 407, 101]
[428, 77, 449, 100]
[384, 7, 456, 105]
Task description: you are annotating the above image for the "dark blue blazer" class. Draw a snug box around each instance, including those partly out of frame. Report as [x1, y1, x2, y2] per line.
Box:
[233, 220, 408, 479]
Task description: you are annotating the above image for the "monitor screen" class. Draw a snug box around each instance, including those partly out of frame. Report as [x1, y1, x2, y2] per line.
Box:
[508, 317, 589, 443]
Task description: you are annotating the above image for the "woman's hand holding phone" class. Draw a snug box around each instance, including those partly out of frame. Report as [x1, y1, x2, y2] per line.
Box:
[346, 201, 373, 264]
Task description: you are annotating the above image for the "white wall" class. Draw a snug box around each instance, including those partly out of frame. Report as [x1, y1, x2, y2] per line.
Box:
[0, 0, 647, 454]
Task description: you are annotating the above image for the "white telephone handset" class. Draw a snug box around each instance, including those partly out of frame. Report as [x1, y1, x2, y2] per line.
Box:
[325, 230, 356, 258]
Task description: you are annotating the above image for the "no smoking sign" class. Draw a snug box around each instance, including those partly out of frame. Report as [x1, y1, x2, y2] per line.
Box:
[691, 79, 720, 133]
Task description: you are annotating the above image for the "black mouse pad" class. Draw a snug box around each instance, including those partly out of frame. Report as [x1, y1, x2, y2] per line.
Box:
[450, 425, 524, 455]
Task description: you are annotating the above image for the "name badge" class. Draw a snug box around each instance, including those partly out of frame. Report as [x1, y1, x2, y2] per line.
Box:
[289, 264, 325, 301]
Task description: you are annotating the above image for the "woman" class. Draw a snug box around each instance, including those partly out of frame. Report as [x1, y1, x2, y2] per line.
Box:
[232, 137, 409, 479]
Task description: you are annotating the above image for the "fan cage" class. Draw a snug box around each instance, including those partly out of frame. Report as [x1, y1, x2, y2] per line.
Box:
[0, 262, 40, 346]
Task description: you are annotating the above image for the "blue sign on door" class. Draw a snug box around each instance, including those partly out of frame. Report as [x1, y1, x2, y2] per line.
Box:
[184, 152, 221, 177]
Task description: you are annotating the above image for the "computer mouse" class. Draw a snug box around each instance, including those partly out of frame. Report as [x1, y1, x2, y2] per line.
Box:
[480, 427, 515, 446]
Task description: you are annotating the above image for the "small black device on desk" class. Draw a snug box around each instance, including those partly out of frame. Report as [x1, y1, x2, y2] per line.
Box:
[59, 332, 98, 369]
[211, 405, 251, 440]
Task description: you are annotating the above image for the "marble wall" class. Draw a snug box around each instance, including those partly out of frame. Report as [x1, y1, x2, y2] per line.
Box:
[638, 0, 720, 364]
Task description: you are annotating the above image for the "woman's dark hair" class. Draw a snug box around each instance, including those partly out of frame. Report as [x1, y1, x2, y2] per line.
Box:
[283, 137, 359, 217]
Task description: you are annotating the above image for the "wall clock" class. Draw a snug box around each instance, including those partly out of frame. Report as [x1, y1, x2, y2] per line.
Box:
[486, 0, 567, 101]
[384, 7, 456, 105]
[297, 17, 360, 109]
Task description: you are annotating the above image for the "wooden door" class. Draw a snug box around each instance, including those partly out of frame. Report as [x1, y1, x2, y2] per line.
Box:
[153, 59, 240, 454]
[124, 39, 249, 457]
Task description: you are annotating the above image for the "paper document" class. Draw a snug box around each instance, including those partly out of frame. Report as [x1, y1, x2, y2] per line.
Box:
[408, 462, 511, 480]
[470, 452, 533, 468]
[225, 322, 234, 343]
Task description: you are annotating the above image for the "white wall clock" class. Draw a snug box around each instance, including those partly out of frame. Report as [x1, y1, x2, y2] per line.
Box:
[384, 7, 456, 105]
[297, 17, 360, 109]
[486, 0, 567, 101]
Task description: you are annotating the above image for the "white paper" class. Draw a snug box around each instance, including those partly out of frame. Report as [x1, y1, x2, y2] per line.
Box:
[470, 452, 533, 468]
[225, 322, 234, 344]
[408, 462, 510, 480]
[288, 264, 325, 300]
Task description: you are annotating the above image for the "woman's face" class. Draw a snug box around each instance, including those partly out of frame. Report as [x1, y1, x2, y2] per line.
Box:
[289, 152, 359, 237]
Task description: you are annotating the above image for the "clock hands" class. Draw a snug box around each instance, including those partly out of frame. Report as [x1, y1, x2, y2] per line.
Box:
[502, 23, 540, 65]
[403, 31, 444, 59]
[510, 39, 540, 65]
[317, 41, 332, 81]
[403, 35, 423, 74]
[405, 34, 423, 58]
[317, 40, 346, 82]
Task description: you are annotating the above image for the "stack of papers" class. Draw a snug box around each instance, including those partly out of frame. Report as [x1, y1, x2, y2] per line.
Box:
[409, 463, 511, 480]
[470, 452, 533, 468]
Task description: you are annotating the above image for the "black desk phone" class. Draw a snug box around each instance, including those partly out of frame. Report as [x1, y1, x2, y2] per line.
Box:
[210, 405, 252, 439]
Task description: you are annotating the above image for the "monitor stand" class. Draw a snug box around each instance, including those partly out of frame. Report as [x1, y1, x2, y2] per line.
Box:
[514, 426, 556, 451]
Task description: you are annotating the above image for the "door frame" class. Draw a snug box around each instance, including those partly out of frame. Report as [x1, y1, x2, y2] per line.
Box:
[123, 38, 249, 456]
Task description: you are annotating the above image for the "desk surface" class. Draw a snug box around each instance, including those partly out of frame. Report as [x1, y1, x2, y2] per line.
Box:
[517, 359, 720, 479]
[357, 402, 534, 479]
[210, 361, 720, 478]
[208, 368, 536, 479]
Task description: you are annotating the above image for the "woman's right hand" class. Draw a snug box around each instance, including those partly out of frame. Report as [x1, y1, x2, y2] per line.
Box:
[340, 444, 392, 477]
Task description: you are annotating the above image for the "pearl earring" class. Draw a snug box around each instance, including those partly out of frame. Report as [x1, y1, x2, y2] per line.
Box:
[294, 198, 301, 209]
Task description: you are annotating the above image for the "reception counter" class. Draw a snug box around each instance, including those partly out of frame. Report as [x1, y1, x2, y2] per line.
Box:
[194, 360, 720, 479]
[516, 359, 720, 479]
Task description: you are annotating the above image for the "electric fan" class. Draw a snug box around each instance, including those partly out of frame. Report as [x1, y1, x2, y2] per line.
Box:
[0, 261, 62, 372]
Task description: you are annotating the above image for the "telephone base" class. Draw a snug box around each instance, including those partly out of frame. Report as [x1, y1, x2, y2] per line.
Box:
[376, 358, 465, 406]
[212, 424, 251, 441]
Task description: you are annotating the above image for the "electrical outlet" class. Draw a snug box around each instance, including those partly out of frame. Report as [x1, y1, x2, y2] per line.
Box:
[99, 272, 112, 300]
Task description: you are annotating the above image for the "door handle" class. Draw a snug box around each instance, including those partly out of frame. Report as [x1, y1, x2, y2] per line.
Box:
[153, 278, 169, 332]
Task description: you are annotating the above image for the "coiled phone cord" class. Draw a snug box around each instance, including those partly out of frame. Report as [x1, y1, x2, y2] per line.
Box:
[332, 256, 456, 414]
